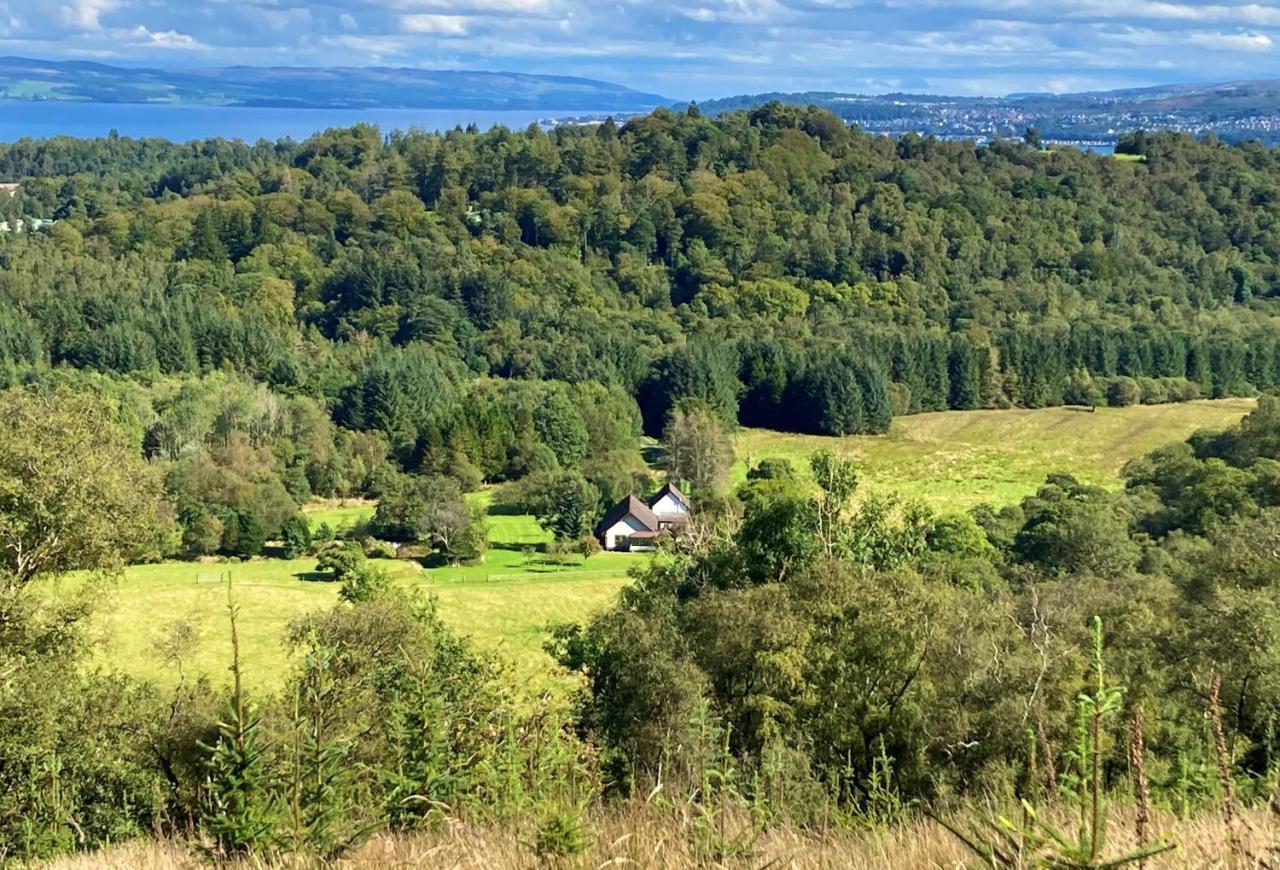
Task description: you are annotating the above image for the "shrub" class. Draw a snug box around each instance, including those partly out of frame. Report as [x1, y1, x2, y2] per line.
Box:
[1162, 377, 1201, 402]
[887, 381, 913, 417]
[338, 565, 393, 604]
[1137, 376, 1167, 405]
[361, 538, 398, 560]
[315, 540, 366, 580]
[282, 514, 312, 559]
[1106, 377, 1141, 407]
[747, 457, 797, 482]
[1065, 368, 1103, 407]
[534, 807, 589, 858]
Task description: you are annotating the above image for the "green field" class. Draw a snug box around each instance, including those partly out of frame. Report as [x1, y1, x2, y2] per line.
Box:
[300, 498, 375, 531]
[734, 399, 1254, 511]
[54, 400, 1253, 695]
[57, 502, 635, 695]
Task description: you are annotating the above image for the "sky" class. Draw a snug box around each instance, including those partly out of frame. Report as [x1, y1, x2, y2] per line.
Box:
[5, 0, 1280, 99]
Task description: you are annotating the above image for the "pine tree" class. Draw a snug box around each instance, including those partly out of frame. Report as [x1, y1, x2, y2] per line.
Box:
[201, 587, 278, 859]
[186, 207, 228, 262]
[540, 474, 601, 541]
[286, 634, 368, 859]
[947, 338, 982, 410]
[856, 361, 893, 434]
[791, 350, 866, 436]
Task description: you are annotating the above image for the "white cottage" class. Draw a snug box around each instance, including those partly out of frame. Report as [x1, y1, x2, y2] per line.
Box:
[596, 483, 693, 551]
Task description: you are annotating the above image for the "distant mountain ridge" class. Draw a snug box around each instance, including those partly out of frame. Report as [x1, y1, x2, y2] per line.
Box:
[0, 56, 667, 111]
[688, 79, 1280, 146]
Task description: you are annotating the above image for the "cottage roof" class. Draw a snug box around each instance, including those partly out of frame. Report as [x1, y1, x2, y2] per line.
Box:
[596, 494, 659, 536]
[648, 481, 692, 513]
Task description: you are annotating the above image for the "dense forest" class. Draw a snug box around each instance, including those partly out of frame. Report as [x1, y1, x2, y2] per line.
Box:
[1, 107, 1280, 553]
[7, 108, 1280, 863]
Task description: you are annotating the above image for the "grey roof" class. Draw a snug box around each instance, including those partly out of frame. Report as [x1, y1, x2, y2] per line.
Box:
[596, 494, 660, 536]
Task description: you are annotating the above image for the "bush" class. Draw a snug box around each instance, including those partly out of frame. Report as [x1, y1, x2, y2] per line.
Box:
[1106, 377, 1140, 407]
[747, 457, 797, 481]
[1137, 377, 1167, 405]
[282, 514, 312, 559]
[316, 540, 366, 580]
[1064, 368, 1103, 407]
[338, 565, 393, 604]
[887, 381, 913, 417]
[1163, 377, 1201, 402]
[925, 514, 995, 558]
[576, 534, 602, 559]
[361, 537, 398, 560]
[534, 807, 589, 858]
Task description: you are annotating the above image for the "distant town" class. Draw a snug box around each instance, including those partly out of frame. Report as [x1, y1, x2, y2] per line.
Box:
[690, 81, 1280, 147]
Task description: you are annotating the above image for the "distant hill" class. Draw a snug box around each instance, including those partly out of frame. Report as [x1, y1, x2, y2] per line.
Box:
[688, 80, 1280, 146]
[0, 56, 667, 112]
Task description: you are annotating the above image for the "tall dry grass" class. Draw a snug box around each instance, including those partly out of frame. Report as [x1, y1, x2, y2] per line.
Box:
[42, 804, 1280, 869]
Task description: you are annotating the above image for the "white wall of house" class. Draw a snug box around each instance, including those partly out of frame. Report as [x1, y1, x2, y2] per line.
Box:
[602, 514, 651, 551]
[651, 492, 690, 517]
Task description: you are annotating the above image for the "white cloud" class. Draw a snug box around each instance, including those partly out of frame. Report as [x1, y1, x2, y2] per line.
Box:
[129, 25, 206, 49]
[10, 0, 1280, 100]
[676, 0, 790, 24]
[1189, 30, 1274, 51]
[400, 13, 471, 34]
[382, 0, 555, 13]
[57, 0, 115, 31]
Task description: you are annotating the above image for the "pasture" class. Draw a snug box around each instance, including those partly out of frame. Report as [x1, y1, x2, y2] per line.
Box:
[65, 504, 634, 695]
[735, 399, 1254, 511]
[65, 399, 1253, 695]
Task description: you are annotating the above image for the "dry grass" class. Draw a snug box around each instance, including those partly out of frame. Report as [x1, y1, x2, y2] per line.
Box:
[736, 399, 1254, 512]
[43, 805, 1280, 868]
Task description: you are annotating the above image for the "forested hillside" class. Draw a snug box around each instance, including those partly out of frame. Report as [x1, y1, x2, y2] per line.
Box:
[1, 107, 1279, 553]
[3, 106, 1279, 434]
[9, 106, 1280, 865]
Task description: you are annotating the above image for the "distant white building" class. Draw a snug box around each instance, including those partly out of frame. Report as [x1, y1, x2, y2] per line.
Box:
[0, 218, 55, 234]
[0, 183, 18, 197]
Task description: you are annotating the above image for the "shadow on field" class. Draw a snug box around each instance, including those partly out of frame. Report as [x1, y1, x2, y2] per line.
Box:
[491, 541, 545, 553]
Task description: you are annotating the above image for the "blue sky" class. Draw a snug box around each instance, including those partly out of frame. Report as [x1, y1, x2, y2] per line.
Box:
[6, 1, 1280, 99]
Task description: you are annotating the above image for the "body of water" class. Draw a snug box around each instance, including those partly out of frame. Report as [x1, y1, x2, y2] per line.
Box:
[0, 101, 614, 143]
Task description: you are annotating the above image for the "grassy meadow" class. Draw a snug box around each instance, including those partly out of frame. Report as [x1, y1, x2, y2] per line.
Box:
[735, 399, 1254, 511]
[56, 399, 1253, 696]
[62, 497, 635, 694]
[299, 498, 376, 532]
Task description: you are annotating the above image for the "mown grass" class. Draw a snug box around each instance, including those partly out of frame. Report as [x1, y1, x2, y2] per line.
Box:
[734, 399, 1254, 512]
[60, 502, 634, 695]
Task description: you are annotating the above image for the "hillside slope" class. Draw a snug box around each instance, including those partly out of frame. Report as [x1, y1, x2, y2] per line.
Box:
[0, 56, 667, 110]
[737, 399, 1256, 510]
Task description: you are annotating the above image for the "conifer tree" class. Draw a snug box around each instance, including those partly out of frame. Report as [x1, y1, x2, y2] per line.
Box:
[201, 588, 278, 859]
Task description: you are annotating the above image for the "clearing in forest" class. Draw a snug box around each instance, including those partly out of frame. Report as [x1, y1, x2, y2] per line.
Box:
[735, 399, 1255, 512]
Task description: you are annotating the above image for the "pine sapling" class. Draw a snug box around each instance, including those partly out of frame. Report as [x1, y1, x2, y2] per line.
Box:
[200, 583, 278, 859]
